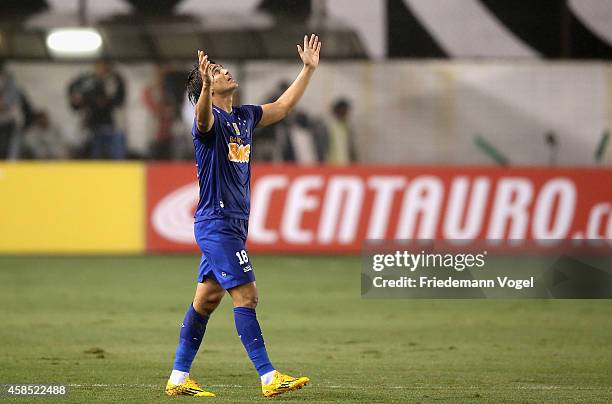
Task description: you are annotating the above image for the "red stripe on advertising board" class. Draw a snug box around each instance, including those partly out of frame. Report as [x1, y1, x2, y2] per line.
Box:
[146, 164, 612, 253]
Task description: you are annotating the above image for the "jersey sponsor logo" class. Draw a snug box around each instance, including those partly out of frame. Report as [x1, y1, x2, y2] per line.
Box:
[243, 265, 252, 273]
[229, 135, 244, 144]
[228, 143, 251, 163]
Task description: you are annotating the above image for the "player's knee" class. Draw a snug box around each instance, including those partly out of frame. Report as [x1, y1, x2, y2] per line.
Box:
[192, 300, 213, 316]
[243, 293, 258, 308]
[234, 292, 258, 308]
[193, 292, 223, 315]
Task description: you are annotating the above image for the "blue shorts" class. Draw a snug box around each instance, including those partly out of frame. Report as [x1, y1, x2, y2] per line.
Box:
[195, 217, 255, 290]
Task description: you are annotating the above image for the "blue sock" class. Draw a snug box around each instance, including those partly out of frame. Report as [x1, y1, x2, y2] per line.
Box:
[173, 304, 209, 372]
[233, 307, 275, 376]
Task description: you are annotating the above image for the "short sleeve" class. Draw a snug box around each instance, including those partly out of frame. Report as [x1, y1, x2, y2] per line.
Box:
[192, 114, 217, 139]
[242, 104, 263, 131]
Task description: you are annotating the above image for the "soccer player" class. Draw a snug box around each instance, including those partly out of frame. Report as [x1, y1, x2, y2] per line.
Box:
[165, 34, 321, 398]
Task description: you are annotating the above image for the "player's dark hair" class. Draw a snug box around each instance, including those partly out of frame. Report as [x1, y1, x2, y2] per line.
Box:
[186, 60, 216, 105]
[186, 63, 201, 105]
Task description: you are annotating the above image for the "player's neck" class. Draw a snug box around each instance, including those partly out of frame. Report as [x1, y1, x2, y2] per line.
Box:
[212, 94, 233, 113]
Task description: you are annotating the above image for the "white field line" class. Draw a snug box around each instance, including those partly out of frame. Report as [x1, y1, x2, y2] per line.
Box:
[66, 384, 612, 391]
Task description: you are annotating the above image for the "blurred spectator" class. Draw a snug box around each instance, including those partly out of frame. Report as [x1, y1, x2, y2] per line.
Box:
[0, 60, 34, 160]
[284, 111, 316, 163]
[170, 111, 193, 160]
[254, 80, 325, 164]
[68, 60, 126, 159]
[290, 112, 328, 164]
[253, 81, 290, 162]
[144, 65, 193, 160]
[21, 110, 68, 159]
[143, 64, 173, 159]
[0, 59, 19, 159]
[326, 98, 358, 165]
[309, 115, 329, 163]
[16, 90, 36, 159]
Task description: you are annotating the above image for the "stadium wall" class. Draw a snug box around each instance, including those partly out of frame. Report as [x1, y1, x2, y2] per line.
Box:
[9, 61, 612, 165]
[3, 162, 610, 255]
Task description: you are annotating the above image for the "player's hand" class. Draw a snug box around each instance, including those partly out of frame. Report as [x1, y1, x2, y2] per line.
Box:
[198, 50, 214, 88]
[297, 34, 321, 69]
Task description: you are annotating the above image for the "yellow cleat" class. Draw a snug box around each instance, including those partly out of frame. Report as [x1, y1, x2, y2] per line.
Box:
[165, 377, 216, 397]
[261, 370, 310, 398]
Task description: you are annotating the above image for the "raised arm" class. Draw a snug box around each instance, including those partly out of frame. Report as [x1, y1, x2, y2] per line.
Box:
[257, 34, 322, 128]
[195, 50, 216, 134]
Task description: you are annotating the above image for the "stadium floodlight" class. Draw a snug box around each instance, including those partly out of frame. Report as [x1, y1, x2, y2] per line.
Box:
[46, 28, 102, 58]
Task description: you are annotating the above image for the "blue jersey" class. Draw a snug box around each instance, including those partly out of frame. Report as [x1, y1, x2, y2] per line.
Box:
[192, 104, 263, 221]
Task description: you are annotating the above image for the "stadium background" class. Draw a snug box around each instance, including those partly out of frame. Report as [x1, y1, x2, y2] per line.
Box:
[1, 1, 611, 403]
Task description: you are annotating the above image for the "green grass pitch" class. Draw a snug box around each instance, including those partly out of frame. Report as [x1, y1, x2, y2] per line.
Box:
[0, 255, 611, 403]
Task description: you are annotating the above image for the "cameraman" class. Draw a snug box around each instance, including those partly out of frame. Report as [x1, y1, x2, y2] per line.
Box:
[68, 60, 126, 159]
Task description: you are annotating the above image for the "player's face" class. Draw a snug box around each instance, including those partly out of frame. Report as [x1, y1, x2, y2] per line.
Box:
[211, 64, 238, 94]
